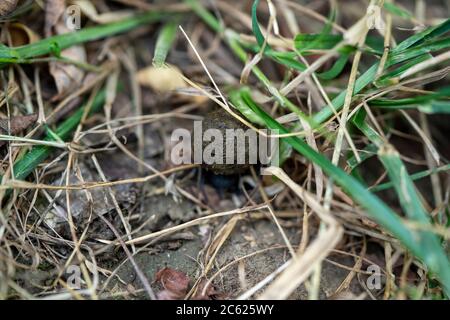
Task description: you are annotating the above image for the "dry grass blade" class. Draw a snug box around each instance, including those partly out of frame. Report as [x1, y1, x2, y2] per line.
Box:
[2, 0, 450, 301]
[99, 204, 268, 245]
[256, 167, 343, 300]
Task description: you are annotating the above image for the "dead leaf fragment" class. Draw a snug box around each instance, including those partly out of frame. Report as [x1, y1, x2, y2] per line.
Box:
[0, 114, 38, 147]
[0, 0, 18, 17]
[49, 42, 87, 96]
[45, 0, 86, 97]
[155, 267, 190, 295]
[45, 0, 66, 37]
[0, 114, 37, 134]
[137, 65, 186, 93]
[154, 267, 190, 300]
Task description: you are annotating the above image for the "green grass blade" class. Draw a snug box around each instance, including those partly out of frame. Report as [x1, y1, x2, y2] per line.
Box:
[239, 88, 450, 296]
[251, 0, 270, 50]
[352, 110, 450, 293]
[314, 34, 450, 125]
[393, 18, 450, 53]
[371, 164, 450, 192]
[0, 11, 171, 63]
[295, 34, 343, 51]
[230, 90, 266, 126]
[384, 2, 414, 20]
[153, 20, 179, 67]
[298, 6, 336, 53]
[390, 38, 450, 66]
[376, 54, 431, 85]
[317, 52, 350, 80]
[370, 87, 450, 107]
[419, 101, 450, 114]
[347, 143, 378, 171]
[377, 145, 450, 287]
[184, 0, 222, 32]
[7, 89, 107, 182]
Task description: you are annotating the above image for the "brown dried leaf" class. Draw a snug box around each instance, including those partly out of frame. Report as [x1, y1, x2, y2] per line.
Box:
[154, 267, 190, 300]
[0, 114, 38, 147]
[45, 0, 66, 37]
[45, 0, 86, 97]
[0, 0, 18, 17]
[49, 42, 86, 96]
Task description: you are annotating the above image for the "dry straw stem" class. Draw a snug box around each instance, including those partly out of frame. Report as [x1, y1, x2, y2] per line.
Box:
[400, 110, 440, 165]
[177, 25, 282, 143]
[257, 167, 343, 300]
[0, 164, 198, 191]
[333, 241, 366, 296]
[203, 216, 241, 274]
[97, 204, 269, 245]
[400, 50, 450, 79]
[181, 71, 314, 140]
[326, 0, 377, 206]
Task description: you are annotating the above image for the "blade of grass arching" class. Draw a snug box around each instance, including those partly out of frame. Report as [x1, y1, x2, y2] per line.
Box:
[153, 20, 179, 67]
[389, 38, 450, 66]
[266, 48, 351, 80]
[352, 110, 450, 292]
[377, 144, 450, 284]
[0, 11, 172, 63]
[5, 89, 107, 183]
[393, 18, 450, 53]
[253, 0, 347, 94]
[230, 90, 292, 165]
[294, 34, 384, 53]
[268, 51, 307, 71]
[188, 0, 449, 127]
[251, 0, 270, 50]
[239, 89, 406, 235]
[274, 47, 352, 80]
[314, 29, 450, 125]
[239, 88, 450, 296]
